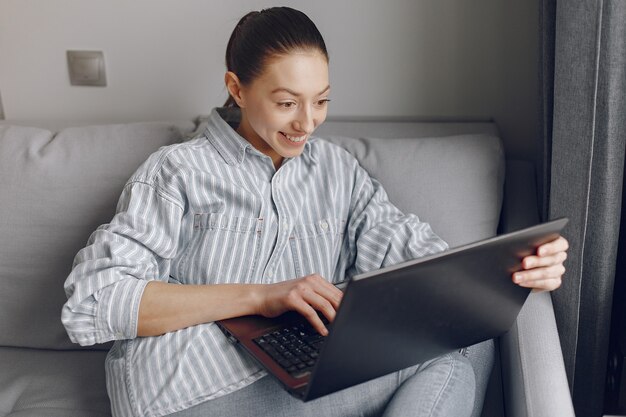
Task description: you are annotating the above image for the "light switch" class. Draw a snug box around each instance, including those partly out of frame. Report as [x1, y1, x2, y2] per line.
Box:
[67, 50, 107, 86]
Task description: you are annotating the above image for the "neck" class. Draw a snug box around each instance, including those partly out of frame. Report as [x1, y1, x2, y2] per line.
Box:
[236, 113, 283, 169]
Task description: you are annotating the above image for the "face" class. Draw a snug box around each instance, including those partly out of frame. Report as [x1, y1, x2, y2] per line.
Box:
[226, 50, 330, 168]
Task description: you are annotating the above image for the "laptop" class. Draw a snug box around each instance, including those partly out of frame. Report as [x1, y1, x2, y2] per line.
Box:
[216, 218, 568, 402]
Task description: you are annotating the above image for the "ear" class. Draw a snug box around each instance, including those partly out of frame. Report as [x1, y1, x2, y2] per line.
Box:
[224, 71, 246, 108]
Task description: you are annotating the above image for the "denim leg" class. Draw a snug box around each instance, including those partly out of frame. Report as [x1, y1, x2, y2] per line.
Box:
[463, 339, 495, 417]
[168, 353, 475, 417]
[167, 372, 396, 417]
[382, 352, 476, 417]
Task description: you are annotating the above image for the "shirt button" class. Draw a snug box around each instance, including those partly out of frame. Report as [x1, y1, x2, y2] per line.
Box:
[283, 222, 289, 229]
[115, 332, 124, 339]
[321, 221, 329, 230]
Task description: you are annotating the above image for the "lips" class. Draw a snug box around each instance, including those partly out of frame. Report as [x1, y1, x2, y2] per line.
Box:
[280, 132, 307, 143]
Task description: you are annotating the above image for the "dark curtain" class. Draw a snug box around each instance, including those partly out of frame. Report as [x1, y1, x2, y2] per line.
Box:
[541, 1, 626, 416]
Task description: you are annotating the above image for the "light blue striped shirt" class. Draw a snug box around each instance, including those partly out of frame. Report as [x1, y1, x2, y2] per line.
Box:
[62, 108, 448, 417]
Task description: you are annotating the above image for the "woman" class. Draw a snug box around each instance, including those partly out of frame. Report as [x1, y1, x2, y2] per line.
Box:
[62, 7, 568, 417]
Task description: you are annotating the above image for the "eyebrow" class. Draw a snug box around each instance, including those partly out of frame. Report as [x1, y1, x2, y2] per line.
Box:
[271, 85, 331, 97]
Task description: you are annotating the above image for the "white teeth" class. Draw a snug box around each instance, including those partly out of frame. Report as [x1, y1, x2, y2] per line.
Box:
[283, 133, 307, 143]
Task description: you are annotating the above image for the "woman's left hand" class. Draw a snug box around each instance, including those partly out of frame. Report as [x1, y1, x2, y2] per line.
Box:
[513, 236, 569, 292]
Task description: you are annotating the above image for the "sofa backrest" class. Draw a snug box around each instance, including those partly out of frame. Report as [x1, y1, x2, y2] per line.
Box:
[322, 134, 504, 247]
[0, 122, 192, 350]
[317, 119, 505, 247]
[0, 120, 504, 350]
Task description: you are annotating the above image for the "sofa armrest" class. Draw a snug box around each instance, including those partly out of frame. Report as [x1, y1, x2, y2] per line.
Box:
[498, 160, 540, 233]
[497, 159, 574, 417]
[500, 292, 575, 417]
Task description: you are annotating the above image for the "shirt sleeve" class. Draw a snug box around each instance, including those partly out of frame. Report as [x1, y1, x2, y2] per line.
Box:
[345, 163, 449, 277]
[61, 180, 184, 346]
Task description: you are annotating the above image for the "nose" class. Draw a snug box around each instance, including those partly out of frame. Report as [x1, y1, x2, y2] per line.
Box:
[293, 107, 315, 134]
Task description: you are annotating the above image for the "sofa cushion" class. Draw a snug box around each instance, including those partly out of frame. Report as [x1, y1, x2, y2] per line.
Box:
[316, 119, 500, 139]
[324, 134, 505, 247]
[0, 347, 110, 417]
[0, 123, 189, 350]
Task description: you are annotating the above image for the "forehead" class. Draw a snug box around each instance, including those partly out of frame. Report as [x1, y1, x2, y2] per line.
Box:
[253, 50, 329, 94]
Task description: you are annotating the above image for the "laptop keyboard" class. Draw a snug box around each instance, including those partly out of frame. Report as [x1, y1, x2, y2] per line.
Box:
[253, 322, 326, 378]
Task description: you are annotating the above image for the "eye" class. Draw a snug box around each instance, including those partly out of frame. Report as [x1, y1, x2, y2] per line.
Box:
[278, 102, 296, 109]
[317, 98, 331, 106]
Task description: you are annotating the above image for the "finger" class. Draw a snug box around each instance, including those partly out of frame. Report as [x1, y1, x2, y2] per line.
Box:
[537, 236, 569, 257]
[522, 251, 567, 269]
[513, 264, 566, 284]
[303, 274, 344, 310]
[293, 302, 329, 336]
[317, 282, 343, 310]
[518, 276, 563, 292]
[285, 280, 332, 335]
[301, 290, 338, 324]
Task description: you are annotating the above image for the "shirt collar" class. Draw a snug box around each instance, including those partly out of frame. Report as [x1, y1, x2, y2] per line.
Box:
[203, 107, 318, 166]
[204, 108, 251, 165]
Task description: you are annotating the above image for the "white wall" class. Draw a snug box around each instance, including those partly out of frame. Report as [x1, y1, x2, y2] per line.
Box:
[0, 0, 539, 159]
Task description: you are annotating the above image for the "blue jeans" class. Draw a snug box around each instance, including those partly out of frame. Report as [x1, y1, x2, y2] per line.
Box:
[168, 352, 475, 417]
[465, 339, 496, 417]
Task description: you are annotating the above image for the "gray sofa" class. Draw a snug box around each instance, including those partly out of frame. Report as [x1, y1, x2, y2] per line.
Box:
[0, 117, 574, 417]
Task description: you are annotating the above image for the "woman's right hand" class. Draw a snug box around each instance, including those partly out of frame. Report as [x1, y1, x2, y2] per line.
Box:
[255, 274, 344, 336]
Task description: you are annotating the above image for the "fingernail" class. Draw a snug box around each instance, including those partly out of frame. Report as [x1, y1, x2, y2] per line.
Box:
[514, 274, 523, 283]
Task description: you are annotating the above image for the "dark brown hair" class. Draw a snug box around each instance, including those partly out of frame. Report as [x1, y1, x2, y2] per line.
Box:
[224, 7, 328, 107]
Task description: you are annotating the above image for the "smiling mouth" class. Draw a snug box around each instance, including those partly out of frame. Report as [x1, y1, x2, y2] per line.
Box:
[280, 132, 307, 143]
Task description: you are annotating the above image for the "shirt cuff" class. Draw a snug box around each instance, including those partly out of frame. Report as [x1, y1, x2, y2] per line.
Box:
[95, 278, 149, 343]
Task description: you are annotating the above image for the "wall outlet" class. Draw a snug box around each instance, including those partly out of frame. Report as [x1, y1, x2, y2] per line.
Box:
[67, 50, 107, 87]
